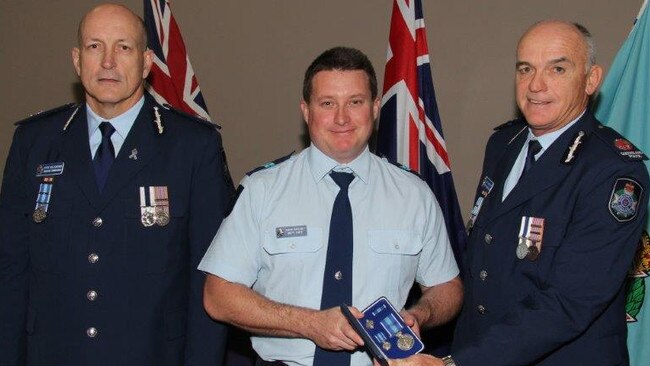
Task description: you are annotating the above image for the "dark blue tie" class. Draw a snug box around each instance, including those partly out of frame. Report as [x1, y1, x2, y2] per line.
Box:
[313, 171, 355, 366]
[522, 139, 542, 175]
[93, 122, 116, 191]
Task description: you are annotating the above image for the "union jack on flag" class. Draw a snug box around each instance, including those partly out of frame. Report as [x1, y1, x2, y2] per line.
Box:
[144, 0, 211, 120]
[376, 0, 467, 265]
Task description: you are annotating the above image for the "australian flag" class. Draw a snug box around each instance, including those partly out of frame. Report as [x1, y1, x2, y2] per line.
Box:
[377, 0, 467, 267]
[144, 0, 211, 120]
[376, 0, 467, 353]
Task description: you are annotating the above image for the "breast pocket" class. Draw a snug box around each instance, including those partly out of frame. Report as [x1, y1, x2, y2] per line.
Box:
[368, 230, 423, 291]
[29, 201, 72, 274]
[263, 227, 323, 258]
[517, 217, 564, 288]
[261, 227, 324, 302]
[123, 197, 188, 274]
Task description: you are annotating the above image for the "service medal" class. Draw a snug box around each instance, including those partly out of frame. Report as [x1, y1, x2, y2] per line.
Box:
[365, 319, 375, 330]
[154, 206, 170, 226]
[396, 332, 414, 351]
[382, 341, 391, 351]
[516, 241, 529, 259]
[526, 245, 539, 261]
[141, 207, 155, 227]
[33, 207, 47, 223]
[33, 177, 54, 223]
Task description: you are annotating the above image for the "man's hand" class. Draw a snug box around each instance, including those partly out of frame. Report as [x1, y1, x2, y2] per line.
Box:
[303, 306, 365, 351]
[400, 309, 421, 337]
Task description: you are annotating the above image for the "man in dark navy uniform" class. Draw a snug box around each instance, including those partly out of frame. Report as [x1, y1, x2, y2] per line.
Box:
[0, 3, 232, 365]
[388, 20, 649, 366]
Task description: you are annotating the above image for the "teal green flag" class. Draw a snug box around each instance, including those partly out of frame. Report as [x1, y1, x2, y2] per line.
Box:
[594, 1, 650, 365]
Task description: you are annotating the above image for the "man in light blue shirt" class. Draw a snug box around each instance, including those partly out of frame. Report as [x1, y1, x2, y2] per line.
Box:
[199, 47, 462, 366]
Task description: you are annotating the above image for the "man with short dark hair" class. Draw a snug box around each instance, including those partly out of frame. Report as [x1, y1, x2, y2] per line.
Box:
[0, 3, 232, 365]
[389, 20, 649, 366]
[199, 46, 462, 366]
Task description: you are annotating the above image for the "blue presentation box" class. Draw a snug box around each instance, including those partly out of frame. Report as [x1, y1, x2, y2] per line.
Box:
[341, 297, 424, 365]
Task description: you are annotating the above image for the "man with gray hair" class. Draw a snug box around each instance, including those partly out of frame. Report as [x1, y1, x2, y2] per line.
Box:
[0, 3, 232, 365]
[388, 20, 648, 366]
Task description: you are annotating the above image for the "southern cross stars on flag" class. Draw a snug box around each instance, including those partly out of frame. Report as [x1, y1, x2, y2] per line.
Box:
[144, 0, 211, 121]
[376, 0, 467, 263]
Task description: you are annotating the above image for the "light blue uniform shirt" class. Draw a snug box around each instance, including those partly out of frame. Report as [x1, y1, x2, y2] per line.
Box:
[87, 97, 144, 158]
[502, 110, 585, 200]
[199, 145, 459, 366]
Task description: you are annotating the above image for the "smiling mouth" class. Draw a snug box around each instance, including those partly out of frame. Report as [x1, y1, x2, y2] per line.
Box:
[528, 99, 550, 105]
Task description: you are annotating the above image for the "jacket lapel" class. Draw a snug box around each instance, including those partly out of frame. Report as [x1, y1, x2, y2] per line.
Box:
[60, 106, 102, 208]
[476, 126, 527, 225]
[485, 114, 596, 224]
[98, 98, 160, 211]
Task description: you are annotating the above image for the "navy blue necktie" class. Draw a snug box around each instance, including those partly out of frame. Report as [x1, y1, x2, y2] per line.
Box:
[522, 139, 542, 175]
[313, 171, 355, 366]
[93, 122, 116, 191]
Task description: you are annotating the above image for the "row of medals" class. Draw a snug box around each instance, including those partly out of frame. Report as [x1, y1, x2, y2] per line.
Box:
[365, 319, 415, 352]
[141, 206, 170, 227]
[516, 237, 539, 261]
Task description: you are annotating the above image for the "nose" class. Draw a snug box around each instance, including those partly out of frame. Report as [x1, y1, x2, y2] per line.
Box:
[101, 50, 116, 69]
[528, 70, 546, 93]
[334, 105, 350, 125]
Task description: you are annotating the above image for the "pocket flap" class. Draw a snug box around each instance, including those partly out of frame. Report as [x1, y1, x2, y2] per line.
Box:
[369, 230, 423, 255]
[263, 227, 323, 255]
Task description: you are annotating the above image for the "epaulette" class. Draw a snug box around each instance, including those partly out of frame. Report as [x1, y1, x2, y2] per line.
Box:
[246, 152, 294, 176]
[593, 124, 647, 161]
[381, 155, 423, 180]
[15, 103, 77, 126]
[161, 103, 220, 130]
[493, 118, 524, 131]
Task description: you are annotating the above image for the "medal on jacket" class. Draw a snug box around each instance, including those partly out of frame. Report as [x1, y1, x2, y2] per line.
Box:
[33, 178, 53, 223]
[152, 186, 170, 226]
[467, 176, 494, 232]
[140, 186, 170, 227]
[32, 162, 65, 223]
[517, 216, 545, 260]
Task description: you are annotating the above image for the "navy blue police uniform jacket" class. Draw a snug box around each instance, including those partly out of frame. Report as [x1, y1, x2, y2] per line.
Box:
[452, 112, 649, 365]
[0, 95, 234, 366]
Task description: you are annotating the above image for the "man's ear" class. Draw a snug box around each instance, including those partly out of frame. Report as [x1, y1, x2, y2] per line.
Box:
[72, 47, 81, 77]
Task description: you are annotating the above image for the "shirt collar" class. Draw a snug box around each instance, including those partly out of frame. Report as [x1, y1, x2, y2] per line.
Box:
[86, 97, 145, 140]
[527, 109, 586, 151]
[308, 144, 371, 184]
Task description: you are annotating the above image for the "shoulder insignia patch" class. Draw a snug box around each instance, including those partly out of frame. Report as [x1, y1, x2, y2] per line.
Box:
[246, 152, 294, 176]
[15, 103, 77, 126]
[161, 103, 219, 130]
[609, 177, 644, 222]
[594, 125, 647, 161]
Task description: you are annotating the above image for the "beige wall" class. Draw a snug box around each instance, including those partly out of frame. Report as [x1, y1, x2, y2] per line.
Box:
[0, 0, 642, 216]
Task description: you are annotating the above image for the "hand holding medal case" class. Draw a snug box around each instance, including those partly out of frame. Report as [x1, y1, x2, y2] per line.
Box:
[341, 297, 424, 366]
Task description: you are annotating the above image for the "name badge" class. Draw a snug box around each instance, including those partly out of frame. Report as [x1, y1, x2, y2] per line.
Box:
[36, 162, 64, 177]
[276, 225, 307, 238]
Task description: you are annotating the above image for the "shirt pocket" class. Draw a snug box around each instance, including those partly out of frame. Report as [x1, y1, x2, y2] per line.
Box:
[368, 230, 423, 292]
[263, 227, 324, 258]
[261, 227, 324, 304]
